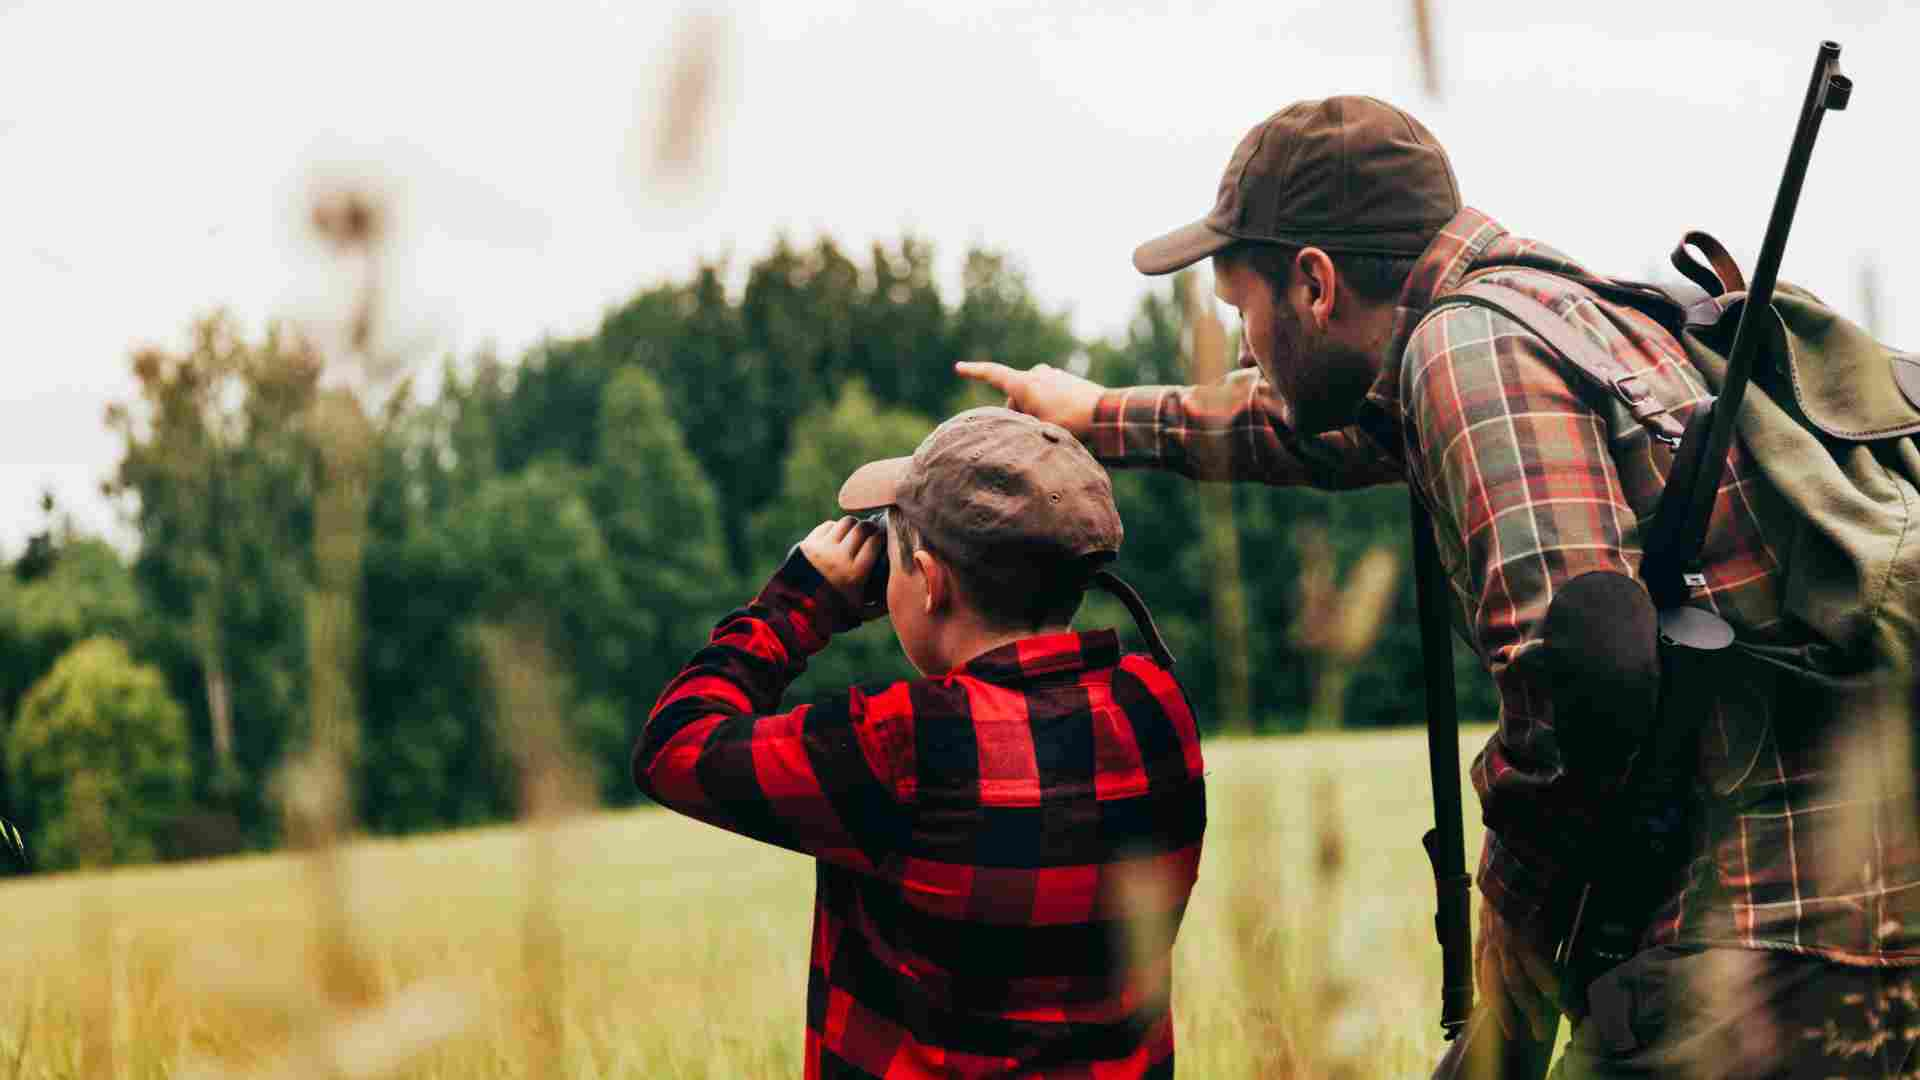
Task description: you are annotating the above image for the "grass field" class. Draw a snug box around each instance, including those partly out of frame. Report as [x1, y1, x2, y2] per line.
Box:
[0, 728, 1498, 1078]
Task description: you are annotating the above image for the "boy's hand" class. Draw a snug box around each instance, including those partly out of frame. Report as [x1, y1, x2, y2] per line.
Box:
[954, 361, 1105, 438]
[797, 517, 884, 614]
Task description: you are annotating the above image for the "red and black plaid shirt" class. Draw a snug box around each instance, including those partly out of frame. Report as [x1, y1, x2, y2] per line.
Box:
[1088, 206, 1920, 967]
[635, 552, 1208, 1078]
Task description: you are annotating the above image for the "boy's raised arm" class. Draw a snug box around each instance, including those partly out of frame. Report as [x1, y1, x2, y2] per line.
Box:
[633, 524, 908, 874]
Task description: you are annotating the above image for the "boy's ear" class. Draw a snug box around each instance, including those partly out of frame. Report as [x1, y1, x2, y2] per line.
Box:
[914, 549, 948, 616]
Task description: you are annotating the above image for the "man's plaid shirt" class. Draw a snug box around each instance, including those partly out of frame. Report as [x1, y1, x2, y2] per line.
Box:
[1088, 206, 1920, 967]
[635, 552, 1208, 1078]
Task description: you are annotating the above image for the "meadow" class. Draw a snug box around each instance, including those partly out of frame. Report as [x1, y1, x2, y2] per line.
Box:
[0, 728, 1500, 1078]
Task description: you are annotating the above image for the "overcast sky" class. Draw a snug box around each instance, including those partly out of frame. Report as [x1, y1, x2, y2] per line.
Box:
[2, 0, 1913, 554]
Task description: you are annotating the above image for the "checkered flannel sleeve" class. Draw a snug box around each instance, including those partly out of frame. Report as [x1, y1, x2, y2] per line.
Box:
[1403, 306, 1645, 938]
[1086, 370, 1402, 489]
[634, 550, 911, 874]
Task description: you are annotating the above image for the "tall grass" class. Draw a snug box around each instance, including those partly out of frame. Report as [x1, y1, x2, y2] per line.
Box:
[0, 730, 1488, 1078]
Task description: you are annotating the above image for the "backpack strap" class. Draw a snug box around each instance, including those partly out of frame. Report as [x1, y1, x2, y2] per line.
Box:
[1427, 279, 1688, 448]
[1671, 230, 1747, 298]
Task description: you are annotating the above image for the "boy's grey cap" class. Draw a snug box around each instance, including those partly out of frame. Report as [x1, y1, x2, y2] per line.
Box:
[1133, 95, 1461, 275]
[838, 406, 1122, 566]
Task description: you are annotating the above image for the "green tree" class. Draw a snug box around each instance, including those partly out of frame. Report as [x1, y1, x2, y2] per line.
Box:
[949, 249, 1078, 396]
[591, 367, 735, 708]
[107, 313, 317, 823]
[5, 637, 190, 869]
[747, 380, 932, 699]
[0, 537, 144, 832]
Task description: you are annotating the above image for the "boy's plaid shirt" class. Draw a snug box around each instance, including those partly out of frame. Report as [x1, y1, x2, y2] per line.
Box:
[635, 552, 1207, 1078]
[1089, 206, 1920, 967]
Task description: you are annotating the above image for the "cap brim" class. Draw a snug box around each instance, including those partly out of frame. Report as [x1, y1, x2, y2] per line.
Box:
[1132, 219, 1236, 276]
[838, 456, 913, 512]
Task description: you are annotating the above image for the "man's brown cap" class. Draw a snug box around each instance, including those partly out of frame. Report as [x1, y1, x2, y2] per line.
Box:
[1133, 95, 1461, 275]
[838, 407, 1121, 568]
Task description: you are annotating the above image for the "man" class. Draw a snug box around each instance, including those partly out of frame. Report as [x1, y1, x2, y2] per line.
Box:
[634, 407, 1205, 1078]
[960, 95, 1920, 1076]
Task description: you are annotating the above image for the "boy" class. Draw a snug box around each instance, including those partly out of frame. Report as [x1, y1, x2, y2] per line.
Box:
[634, 406, 1206, 1078]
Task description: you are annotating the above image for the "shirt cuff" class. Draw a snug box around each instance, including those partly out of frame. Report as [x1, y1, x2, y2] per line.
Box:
[1086, 386, 1181, 468]
[754, 547, 863, 654]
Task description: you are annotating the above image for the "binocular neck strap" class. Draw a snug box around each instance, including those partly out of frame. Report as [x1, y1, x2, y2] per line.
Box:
[1090, 570, 1176, 670]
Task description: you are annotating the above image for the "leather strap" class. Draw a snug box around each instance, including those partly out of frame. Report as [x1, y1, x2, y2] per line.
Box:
[1090, 570, 1175, 670]
[1429, 280, 1688, 446]
[1670, 230, 1747, 298]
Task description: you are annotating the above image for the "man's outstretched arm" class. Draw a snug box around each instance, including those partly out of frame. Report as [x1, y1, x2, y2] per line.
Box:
[957, 360, 1401, 490]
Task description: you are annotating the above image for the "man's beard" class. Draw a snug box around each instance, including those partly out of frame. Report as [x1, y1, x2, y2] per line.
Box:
[1272, 307, 1379, 436]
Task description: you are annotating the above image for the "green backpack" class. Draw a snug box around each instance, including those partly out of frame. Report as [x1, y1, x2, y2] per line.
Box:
[1433, 239, 1920, 677]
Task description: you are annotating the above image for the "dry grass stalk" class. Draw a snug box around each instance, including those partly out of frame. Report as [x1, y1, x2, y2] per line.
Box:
[1859, 256, 1884, 339]
[1219, 776, 1300, 1077]
[1291, 528, 1398, 733]
[294, 386, 383, 1017]
[164, 175, 476, 1078]
[1410, 0, 1441, 99]
[1181, 271, 1254, 733]
[1286, 527, 1400, 1075]
[1108, 855, 1181, 1022]
[61, 769, 119, 1076]
[478, 621, 595, 1078]
[652, 12, 727, 185]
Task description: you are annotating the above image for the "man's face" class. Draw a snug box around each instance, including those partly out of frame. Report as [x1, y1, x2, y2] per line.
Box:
[1212, 251, 1380, 435]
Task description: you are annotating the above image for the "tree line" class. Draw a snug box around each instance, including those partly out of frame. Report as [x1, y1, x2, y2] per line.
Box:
[0, 235, 1496, 870]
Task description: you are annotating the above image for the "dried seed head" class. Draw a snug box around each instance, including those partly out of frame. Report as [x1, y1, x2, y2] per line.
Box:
[309, 188, 385, 255]
[1410, 0, 1442, 99]
[1326, 547, 1399, 661]
[1292, 530, 1399, 664]
[654, 12, 726, 180]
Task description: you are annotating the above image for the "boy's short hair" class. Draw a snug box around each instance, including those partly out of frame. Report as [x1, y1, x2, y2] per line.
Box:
[840, 407, 1123, 630]
[887, 509, 1090, 631]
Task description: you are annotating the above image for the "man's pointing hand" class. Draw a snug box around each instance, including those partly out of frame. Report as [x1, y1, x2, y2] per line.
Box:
[954, 361, 1105, 439]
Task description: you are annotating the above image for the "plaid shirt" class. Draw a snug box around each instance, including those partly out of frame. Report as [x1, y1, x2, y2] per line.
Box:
[1089, 206, 1920, 967]
[635, 552, 1208, 1078]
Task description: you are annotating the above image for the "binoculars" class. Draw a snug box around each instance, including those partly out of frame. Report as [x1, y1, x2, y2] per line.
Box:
[782, 511, 891, 618]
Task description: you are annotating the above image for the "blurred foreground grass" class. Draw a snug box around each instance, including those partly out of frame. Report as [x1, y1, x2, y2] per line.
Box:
[0, 728, 1491, 1078]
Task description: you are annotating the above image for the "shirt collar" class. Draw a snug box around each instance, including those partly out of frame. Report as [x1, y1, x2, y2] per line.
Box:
[1355, 206, 1511, 453]
[959, 628, 1123, 683]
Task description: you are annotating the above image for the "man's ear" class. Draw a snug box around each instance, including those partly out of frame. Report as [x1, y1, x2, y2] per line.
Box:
[1294, 247, 1340, 331]
[914, 549, 948, 615]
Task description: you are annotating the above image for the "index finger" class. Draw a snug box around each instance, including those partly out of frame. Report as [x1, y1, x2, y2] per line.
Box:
[849, 527, 883, 577]
[954, 360, 1018, 393]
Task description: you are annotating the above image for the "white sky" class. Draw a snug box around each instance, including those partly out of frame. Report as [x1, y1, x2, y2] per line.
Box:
[2, 0, 1914, 555]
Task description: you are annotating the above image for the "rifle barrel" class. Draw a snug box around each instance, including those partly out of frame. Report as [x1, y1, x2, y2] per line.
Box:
[1412, 490, 1474, 1038]
[1672, 41, 1850, 562]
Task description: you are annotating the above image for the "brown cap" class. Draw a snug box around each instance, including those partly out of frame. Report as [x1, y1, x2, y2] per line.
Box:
[838, 407, 1122, 569]
[1133, 95, 1461, 275]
